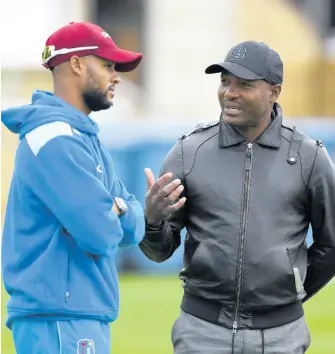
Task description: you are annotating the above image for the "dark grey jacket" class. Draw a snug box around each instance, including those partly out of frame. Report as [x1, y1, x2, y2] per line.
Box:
[140, 103, 335, 330]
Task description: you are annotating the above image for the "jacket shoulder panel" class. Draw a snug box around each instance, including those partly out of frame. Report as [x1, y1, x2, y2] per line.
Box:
[25, 121, 74, 156]
[281, 123, 324, 186]
[179, 121, 219, 176]
[180, 120, 219, 140]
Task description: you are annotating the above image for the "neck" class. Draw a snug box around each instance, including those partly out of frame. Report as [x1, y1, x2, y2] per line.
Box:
[53, 83, 91, 116]
[236, 115, 272, 143]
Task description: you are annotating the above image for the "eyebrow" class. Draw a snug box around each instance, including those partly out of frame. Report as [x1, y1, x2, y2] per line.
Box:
[220, 73, 255, 83]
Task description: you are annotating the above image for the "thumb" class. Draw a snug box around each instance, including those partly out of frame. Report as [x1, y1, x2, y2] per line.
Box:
[144, 168, 155, 190]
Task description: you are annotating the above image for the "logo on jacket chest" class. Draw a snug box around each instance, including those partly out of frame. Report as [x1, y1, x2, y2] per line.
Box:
[96, 164, 103, 173]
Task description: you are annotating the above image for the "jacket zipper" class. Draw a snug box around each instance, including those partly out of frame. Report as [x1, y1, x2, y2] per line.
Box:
[232, 142, 253, 336]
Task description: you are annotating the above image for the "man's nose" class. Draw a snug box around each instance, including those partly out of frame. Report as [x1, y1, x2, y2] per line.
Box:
[111, 74, 121, 85]
[224, 85, 240, 99]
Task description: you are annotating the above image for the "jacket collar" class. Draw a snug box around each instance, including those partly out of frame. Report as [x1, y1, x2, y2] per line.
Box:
[219, 102, 283, 148]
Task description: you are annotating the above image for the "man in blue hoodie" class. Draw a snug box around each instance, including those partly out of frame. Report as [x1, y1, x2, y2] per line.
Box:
[1, 22, 146, 353]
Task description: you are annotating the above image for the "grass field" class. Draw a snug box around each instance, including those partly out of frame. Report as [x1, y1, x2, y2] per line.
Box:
[1, 275, 334, 353]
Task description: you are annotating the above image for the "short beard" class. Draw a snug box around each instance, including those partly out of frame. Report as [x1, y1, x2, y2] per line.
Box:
[83, 87, 113, 112]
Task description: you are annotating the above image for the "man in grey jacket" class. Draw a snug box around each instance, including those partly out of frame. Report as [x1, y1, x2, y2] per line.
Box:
[140, 41, 335, 354]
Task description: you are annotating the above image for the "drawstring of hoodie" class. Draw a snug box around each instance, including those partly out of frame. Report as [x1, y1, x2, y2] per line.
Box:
[231, 328, 265, 353]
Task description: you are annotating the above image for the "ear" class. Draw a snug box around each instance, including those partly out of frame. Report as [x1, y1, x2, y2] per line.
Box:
[69, 56, 85, 76]
[269, 84, 281, 103]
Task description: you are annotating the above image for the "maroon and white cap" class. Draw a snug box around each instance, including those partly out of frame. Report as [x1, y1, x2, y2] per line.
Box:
[42, 22, 143, 72]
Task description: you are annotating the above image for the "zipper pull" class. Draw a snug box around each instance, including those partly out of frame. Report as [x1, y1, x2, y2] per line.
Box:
[232, 321, 238, 335]
[245, 143, 253, 170]
[246, 143, 253, 157]
[65, 292, 70, 302]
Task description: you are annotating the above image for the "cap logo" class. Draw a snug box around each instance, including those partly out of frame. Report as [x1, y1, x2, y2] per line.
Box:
[231, 45, 247, 60]
[101, 31, 111, 38]
[42, 45, 99, 65]
[42, 45, 55, 63]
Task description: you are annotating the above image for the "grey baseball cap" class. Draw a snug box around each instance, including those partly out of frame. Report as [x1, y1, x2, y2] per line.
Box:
[205, 41, 283, 85]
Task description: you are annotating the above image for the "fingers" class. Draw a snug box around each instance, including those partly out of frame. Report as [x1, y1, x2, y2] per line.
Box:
[163, 184, 184, 204]
[159, 179, 182, 198]
[149, 172, 173, 194]
[144, 167, 187, 224]
[144, 168, 155, 190]
[169, 197, 187, 212]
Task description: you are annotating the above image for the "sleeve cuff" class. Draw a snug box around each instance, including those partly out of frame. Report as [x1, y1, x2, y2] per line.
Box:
[145, 219, 164, 231]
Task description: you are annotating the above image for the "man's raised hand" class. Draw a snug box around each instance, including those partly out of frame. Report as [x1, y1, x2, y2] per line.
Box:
[144, 168, 186, 226]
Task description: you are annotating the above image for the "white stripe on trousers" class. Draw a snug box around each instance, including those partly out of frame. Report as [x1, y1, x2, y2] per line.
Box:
[56, 321, 62, 354]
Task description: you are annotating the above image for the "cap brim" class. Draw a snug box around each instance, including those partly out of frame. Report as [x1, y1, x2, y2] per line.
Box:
[96, 48, 143, 72]
[205, 62, 262, 81]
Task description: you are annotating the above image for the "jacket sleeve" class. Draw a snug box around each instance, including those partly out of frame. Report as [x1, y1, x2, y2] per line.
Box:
[139, 139, 187, 263]
[26, 131, 124, 256]
[115, 177, 145, 247]
[303, 144, 335, 301]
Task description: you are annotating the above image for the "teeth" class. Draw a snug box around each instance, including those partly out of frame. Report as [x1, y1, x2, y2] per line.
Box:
[227, 107, 241, 111]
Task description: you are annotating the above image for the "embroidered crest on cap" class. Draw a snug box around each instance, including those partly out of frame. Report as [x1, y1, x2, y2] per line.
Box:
[42, 45, 55, 63]
[231, 45, 247, 60]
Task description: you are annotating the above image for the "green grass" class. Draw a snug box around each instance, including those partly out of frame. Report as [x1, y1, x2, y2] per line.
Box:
[2, 275, 334, 353]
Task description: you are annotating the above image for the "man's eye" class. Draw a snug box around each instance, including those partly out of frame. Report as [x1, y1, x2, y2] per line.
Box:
[242, 82, 252, 87]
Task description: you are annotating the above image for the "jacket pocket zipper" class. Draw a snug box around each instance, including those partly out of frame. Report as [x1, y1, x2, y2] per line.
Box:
[286, 248, 307, 300]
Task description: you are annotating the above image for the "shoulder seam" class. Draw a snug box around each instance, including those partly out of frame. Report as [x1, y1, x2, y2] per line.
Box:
[306, 144, 320, 188]
[180, 120, 219, 139]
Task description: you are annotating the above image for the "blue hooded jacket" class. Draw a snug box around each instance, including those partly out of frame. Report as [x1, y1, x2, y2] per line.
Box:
[1, 90, 145, 329]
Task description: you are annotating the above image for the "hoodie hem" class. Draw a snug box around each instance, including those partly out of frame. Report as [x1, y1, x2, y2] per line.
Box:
[7, 307, 117, 329]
